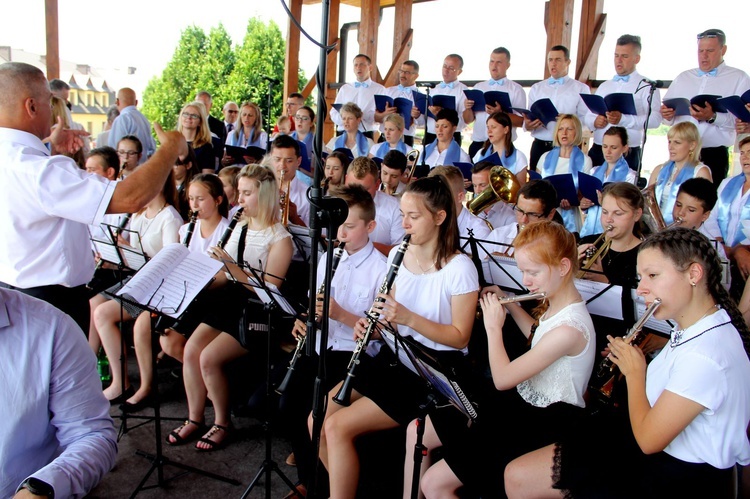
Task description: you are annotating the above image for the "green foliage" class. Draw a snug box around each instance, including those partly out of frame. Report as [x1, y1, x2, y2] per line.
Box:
[143, 18, 302, 133]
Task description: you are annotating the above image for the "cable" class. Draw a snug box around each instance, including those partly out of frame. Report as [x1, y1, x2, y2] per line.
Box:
[278, 0, 338, 51]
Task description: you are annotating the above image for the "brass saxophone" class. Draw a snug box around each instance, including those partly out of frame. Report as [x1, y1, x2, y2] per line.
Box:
[276, 241, 346, 394]
[588, 298, 662, 403]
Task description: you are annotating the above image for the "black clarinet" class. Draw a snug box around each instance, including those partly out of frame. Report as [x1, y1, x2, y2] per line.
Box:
[217, 208, 244, 249]
[276, 241, 346, 395]
[333, 234, 411, 406]
[182, 211, 198, 247]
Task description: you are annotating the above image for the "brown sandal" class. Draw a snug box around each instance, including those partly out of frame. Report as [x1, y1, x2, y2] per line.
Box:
[166, 419, 204, 446]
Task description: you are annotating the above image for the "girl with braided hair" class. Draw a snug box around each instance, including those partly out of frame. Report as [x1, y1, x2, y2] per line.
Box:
[505, 227, 750, 499]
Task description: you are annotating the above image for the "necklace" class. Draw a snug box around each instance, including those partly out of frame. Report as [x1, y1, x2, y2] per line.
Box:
[671, 321, 729, 348]
[414, 253, 436, 274]
[140, 203, 167, 238]
[670, 304, 720, 346]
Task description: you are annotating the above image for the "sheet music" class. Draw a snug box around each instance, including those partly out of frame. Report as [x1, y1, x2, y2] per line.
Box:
[287, 223, 325, 262]
[247, 279, 297, 316]
[91, 237, 122, 266]
[119, 246, 148, 270]
[118, 243, 223, 318]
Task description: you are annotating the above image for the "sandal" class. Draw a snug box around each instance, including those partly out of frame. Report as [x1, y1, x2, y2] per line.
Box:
[166, 419, 204, 446]
[196, 424, 232, 452]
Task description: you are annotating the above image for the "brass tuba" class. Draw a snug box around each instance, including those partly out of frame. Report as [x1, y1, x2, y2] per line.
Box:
[468, 165, 521, 230]
[640, 185, 682, 232]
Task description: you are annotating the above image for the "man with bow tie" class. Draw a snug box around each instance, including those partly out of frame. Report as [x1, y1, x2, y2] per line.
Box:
[375, 60, 423, 146]
[525, 45, 590, 170]
[662, 29, 750, 185]
[421, 54, 468, 147]
[330, 54, 386, 139]
[463, 47, 527, 158]
[585, 34, 662, 171]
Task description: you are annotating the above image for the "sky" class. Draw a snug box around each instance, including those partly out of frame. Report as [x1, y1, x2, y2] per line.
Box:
[1, 0, 747, 96]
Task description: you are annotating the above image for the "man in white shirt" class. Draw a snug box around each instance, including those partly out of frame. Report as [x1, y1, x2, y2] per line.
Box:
[585, 35, 662, 171]
[420, 54, 469, 147]
[0, 62, 187, 332]
[108, 87, 157, 162]
[463, 47, 527, 158]
[223, 101, 239, 134]
[662, 28, 750, 186]
[330, 54, 386, 139]
[429, 165, 490, 240]
[526, 45, 591, 170]
[380, 150, 409, 196]
[375, 59, 423, 146]
[270, 134, 311, 226]
[471, 161, 516, 230]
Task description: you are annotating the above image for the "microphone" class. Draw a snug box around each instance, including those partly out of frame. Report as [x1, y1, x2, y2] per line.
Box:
[416, 82, 436, 89]
[641, 78, 664, 88]
[261, 75, 281, 84]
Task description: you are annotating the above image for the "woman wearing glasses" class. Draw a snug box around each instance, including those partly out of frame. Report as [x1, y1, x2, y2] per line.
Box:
[291, 106, 316, 184]
[177, 102, 215, 174]
[116, 135, 143, 178]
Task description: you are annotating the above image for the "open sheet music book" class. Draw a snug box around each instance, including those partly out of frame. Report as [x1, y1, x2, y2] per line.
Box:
[225, 262, 300, 317]
[379, 327, 478, 422]
[110, 226, 150, 271]
[90, 224, 124, 267]
[117, 243, 223, 318]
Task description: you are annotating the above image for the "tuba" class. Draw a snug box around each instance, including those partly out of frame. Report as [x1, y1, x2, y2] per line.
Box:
[468, 165, 521, 230]
[640, 185, 683, 232]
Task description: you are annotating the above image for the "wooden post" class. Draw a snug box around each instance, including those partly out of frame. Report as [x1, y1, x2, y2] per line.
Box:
[283, 0, 302, 101]
[44, 0, 60, 80]
[323, 0, 341, 143]
[575, 0, 606, 84]
[389, 0, 414, 86]
[358, 0, 379, 80]
[543, 0, 574, 79]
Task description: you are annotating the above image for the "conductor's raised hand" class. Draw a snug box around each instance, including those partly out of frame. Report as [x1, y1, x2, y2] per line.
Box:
[153, 122, 188, 158]
[48, 116, 89, 155]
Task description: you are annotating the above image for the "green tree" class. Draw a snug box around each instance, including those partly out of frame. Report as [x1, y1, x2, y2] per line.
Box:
[195, 25, 236, 119]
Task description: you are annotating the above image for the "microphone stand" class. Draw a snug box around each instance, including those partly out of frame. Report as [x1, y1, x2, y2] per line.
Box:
[264, 78, 277, 153]
[415, 82, 434, 179]
[636, 79, 658, 181]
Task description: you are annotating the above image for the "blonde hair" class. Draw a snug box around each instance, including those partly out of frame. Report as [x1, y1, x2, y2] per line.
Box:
[50, 96, 70, 127]
[428, 165, 465, 195]
[383, 112, 405, 131]
[667, 122, 702, 166]
[234, 102, 264, 142]
[552, 114, 583, 147]
[178, 101, 212, 148]
[237, 163, 280, 227]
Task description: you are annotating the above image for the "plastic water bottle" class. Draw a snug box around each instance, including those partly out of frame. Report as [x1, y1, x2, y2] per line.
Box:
[97, 349, 111, 383]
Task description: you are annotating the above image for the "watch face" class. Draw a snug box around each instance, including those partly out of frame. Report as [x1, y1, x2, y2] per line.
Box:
[24, 477, 54, 497]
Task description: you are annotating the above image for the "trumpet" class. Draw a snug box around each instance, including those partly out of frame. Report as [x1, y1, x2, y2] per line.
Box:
[280, 170, 291, 226]
[589, 298, 661, 404]
[404, 149, 420, 182]
[576, 225, 614, 278]
[333, 234, 411, 406]
[276, 241, 346, 395]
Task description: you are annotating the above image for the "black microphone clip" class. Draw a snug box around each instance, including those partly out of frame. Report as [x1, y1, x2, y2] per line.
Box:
[641, 78, 664, 88]
[261, 75, 281, 85]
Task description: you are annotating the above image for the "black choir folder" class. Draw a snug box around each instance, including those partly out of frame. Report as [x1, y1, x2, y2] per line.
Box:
[380, 327, 478, 422]
[117, 243, 223, 318]
[463, 89, 513, 113]
[411, 91, 455, 119]
[663, 94, 728, 117]
[374, 95, 414, 128]
[718, 89, 750, 122]
[580, 93, 637, 116]
[225, 145, 266, 165]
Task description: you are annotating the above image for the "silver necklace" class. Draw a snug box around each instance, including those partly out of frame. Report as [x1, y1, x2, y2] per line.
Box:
[414, 253, 436, 274]
[670, 304, 719, 346]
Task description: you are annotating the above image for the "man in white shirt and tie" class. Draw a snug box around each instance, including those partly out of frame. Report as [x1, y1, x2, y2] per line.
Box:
[463, 47, 527, 158]
[375, 60, 423, 147]
[662, 28, 750, 186]
[585, 34, 662, 171]
[525, 45, 590, 170]
[420, 54, 468, 147]
[330, 54, 386, 140]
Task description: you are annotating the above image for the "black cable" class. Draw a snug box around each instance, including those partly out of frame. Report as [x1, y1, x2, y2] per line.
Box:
[278, 0, 338, 51]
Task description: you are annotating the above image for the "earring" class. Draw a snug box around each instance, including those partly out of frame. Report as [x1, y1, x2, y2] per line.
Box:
[690, 282, 696, 287]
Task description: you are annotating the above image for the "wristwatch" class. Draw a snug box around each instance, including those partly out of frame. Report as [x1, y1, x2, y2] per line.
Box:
[707, 113, 717, 124]
[20, 477, 54, 498]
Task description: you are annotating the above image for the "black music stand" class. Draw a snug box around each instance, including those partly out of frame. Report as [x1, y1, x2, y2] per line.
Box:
[227, 264, 300, 499]
[113, 292, 240, 498]
[378, 326, 478, 499]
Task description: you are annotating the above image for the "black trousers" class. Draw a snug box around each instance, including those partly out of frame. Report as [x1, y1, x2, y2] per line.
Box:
[700, 145, 730, 188]
[588, 144, 643, 174]
[0, 281, 90, 334]
[529, 139, 554, 171]
[423, 131, 462, 148]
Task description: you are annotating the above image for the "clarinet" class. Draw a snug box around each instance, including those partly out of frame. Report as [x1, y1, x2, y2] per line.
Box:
[182, 211, 198, 247]
[333, 234, 411, 406]
[276, 241, 346, 395]
[217, 208, 244, 249]
[589, 298, 662, 404]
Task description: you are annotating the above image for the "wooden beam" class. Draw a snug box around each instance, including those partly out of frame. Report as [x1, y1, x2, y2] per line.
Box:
[283, 0, 302, 100]
[383, 29, 413, 85]
[358, 0, 379, 75]
[575, 0, 605, 84]
[301, 73, 317, 99]
[543, 0, 574, 79]
[389, 0, 413, 86]
[44, 0, 60, 80]
[576, 13, 607, 84]
[323, 0, 341, 143]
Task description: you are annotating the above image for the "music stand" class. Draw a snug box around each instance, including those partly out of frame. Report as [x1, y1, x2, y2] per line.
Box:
[378, 326, 478, 499]
[226, 263, 301, 499]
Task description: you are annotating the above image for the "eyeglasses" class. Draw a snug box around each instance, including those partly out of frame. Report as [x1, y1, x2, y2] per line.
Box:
[182, 112, 200, 120]
[513, 205, 545, 220]
[117, 150, 139, 157]
[146, 279, 188, 316]
[697, 29, 725, 40]
[398, 69, 416, 75]
[226, 110, 238, 114]
[295, 115, 311, 121]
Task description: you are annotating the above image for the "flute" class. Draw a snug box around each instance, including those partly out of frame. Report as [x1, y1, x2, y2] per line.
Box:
[333, 234, 411, 406]
[276, 241, 346, 395]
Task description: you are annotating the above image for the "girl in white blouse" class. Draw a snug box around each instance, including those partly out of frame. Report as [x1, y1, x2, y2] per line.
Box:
[409, 220, 595, 498]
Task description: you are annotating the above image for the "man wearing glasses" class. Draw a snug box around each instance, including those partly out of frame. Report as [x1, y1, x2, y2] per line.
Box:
[108, 87, 155, 163]
[420, 54, 468, 147]
[222, 101, 239, 133]
[274, 93, 305, 134]
[330, 54, 386, 139]
[662, 28, 750, 186]
[486, 179, 560, 257]
[463, 47, 527, 158]
[375, 60, 423, 146]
